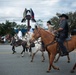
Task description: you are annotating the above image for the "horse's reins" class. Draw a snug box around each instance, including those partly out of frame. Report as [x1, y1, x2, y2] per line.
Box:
[45, 39, 57, 47]
[37, 28, 57, 48]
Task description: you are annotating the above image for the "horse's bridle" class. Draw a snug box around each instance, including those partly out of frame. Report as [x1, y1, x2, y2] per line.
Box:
[33, 28, 57, 48]
[33, 28, 41, 40]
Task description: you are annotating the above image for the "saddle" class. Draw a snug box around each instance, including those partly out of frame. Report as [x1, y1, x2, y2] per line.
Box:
[56, 35, 71, 55]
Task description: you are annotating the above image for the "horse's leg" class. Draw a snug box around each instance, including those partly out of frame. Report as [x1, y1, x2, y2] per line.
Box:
[12, 46, 16, 54]
[21, 46, 27, 54]
[21, 46, 25, 57]
[54, 53, 60, 63]
[70, 63, 76, 73]
[67, 54, 70, 63]
[47, 53, 59, 73]
[25, 47, 28, 53]
[21, 46, 24, 54]
[41, 51, 45, 62]
[29, 47, 32, 56]
[31, 49, 39, 62]
[47, 52, 51, 72]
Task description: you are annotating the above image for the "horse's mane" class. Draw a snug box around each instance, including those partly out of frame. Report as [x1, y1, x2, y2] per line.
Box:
[39, 27, 54, 37]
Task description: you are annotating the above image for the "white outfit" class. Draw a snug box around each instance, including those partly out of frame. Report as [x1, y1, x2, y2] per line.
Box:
[17, 30, 22, 40]
[48, 25, 54, 32]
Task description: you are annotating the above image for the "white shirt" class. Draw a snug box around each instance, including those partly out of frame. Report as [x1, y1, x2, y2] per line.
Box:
[17, 30, 22, 40]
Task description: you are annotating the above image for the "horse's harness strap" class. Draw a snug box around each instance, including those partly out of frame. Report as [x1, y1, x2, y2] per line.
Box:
[45, 40, 57, 47]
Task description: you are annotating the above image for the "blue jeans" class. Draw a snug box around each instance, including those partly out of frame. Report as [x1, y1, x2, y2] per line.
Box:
[57, 34, 68, 53]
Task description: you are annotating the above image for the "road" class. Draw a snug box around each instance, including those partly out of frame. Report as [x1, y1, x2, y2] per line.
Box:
[0, 45, 76, 75]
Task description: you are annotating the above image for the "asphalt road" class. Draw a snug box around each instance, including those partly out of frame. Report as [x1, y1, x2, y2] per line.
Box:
[0, 45, 76, 75]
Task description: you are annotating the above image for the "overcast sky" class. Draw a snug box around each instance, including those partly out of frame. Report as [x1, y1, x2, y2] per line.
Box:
[0, 0, 76, 27]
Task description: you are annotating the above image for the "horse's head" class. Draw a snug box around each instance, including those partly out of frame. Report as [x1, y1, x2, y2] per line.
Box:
[5, 34, 13, 42]
[30, 26, 55, 46]
[30, 26, 41, 43]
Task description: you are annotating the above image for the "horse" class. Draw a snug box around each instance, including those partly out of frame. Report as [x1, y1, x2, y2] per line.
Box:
[30, 26, 76, 72]
[10, 34, 32, 57]
[31, 38, 45, 62]
[10, 36, 28, 57]
[25, 32, 45, 59]
[5, 34, 12, 43]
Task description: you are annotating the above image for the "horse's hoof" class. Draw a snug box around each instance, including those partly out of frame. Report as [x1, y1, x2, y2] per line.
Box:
[21, 55, 24, 57]
[21, 53, 24, 57]
[21, 52, 23, 54]
[12, 51, 16, 54]
[54, 61, 57, 63]
[57, 68, 60, 70]
[46, 70, 50, 73]
[70, 70, 74, 73]
[12, 52, 14, 54]
[31, 60, 33, 62]
[67, 60, 70, 63]
[42, 60, 44, 62]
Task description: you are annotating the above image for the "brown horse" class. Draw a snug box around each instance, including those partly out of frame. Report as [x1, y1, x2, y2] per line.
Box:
[30, 26, 76, 72]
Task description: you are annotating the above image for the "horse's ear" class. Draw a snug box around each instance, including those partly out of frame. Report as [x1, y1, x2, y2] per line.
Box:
[35, 25, 38, 29]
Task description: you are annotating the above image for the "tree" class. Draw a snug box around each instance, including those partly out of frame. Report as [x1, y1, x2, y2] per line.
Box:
[36, 19, 43, 27]
[50, 11, 76, 31]
[67, 12, 76, 31]
[0, 21, 17, 36]
[50, 16, 59, 29]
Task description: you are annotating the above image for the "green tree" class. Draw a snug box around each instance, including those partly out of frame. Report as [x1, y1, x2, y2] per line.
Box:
[36, 19, 43, 27]
[67, 12, 76, 31]
[0, 20, 17, 36]
[50, 11, 76, 31]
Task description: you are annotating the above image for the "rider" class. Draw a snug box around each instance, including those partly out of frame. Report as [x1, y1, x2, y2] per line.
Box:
[17, 29, 22, 40]
[47, 20, 54, 33]
[42, 21, 54, 51]
[28, 26, 33, 33]
[54, 14, 69, 56]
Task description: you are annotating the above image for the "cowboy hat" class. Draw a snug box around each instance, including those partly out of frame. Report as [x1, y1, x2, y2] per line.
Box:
[59, 14, 69, 19]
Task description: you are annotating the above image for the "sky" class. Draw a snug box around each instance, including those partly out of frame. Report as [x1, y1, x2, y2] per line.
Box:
[0, 0, 76, 28]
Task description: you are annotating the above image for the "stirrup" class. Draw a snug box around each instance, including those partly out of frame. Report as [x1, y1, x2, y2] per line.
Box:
[60, 52, 69, 56]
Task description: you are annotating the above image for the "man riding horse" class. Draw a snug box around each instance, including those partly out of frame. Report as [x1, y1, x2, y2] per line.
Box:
[54, 14, 69, 56]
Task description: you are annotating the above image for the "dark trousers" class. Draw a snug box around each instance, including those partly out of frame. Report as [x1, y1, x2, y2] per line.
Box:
[57, 35, 68, 53]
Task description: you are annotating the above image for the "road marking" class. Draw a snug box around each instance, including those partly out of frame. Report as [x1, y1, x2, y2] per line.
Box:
[0, 52, 11, 54]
